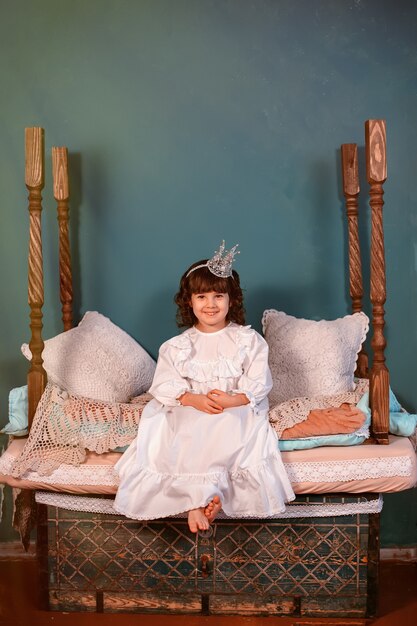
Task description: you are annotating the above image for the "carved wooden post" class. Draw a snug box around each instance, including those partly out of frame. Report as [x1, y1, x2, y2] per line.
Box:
[366, 119, 389, 444]
[52, 147, 73, 331]
[25, 127, 47, 429]
[341, 143, 368, 378]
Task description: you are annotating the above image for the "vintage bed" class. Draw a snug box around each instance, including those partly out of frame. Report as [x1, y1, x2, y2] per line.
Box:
[1, 120, 416, 618]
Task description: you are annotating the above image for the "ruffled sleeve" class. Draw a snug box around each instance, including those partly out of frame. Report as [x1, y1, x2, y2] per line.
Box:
[149, 334, 192, 406]
[233, 327, 273, 408]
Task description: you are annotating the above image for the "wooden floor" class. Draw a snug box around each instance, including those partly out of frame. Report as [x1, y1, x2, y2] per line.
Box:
[0, 558, 415, 626]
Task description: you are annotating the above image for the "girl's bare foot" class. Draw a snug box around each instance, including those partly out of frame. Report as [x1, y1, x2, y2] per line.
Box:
[188, 508, 210, 533]
[204, 495, 222, 523]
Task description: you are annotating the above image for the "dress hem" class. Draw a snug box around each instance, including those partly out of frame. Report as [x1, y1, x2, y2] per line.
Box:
[113, 498, 296, 521]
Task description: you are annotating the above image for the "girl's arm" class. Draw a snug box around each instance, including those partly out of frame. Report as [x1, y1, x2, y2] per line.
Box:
[233, 330, 273, 407]
[149, 343, 191, 406]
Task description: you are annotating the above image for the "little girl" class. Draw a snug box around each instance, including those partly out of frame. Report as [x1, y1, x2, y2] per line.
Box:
[114, 241, 295, 532]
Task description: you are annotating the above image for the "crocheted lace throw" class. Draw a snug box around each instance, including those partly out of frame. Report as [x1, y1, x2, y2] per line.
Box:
[268, 378, 369, 437]
[10, 383, 150, 478]
[10, 378, 370, 478]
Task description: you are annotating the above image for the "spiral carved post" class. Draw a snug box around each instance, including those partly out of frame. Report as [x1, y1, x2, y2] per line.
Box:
[341, 143, 368, 378]
[26, 127, 47, 429]
[52, 147, 73, 331]
[366, 119, 389, 444]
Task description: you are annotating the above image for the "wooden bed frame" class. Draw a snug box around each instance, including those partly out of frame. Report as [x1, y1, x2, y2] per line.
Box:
[22, 120, 389, 617]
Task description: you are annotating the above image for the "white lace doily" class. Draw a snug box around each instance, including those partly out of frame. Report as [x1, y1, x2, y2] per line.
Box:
[35, 491, 383, 519]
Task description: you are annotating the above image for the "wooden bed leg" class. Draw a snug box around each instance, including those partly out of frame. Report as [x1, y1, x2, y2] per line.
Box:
[25, 127, 47, 428]
[52, 146, 73, 331]
[366, 510, 380, 618]
[36, 503, 50, 610]
[365, 120, 389, 444]
[341, 143, 368, 378]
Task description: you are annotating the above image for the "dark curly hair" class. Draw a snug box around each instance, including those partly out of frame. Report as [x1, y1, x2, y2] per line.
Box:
[174, 260, 245, 328]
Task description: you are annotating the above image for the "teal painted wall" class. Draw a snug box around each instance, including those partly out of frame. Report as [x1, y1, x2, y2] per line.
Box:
[0, 0, 416, 546]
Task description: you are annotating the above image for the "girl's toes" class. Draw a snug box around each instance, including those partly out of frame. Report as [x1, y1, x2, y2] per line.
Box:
[188, 511, 199, 533]
[206, 496, 222, 522]
[189, 509, 210, 533]
[198, 518, 209, 530]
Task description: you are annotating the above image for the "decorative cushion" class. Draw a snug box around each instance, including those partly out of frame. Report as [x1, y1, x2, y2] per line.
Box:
[21, 311, 156, 403]
[262, 310, 369, 407]
[268, 378, 369, 437]
[279, 403, 367, 440]
[278, 392, 371, 451]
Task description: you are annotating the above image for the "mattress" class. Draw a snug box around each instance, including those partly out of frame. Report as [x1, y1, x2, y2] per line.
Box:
[1, 435, 415, 495]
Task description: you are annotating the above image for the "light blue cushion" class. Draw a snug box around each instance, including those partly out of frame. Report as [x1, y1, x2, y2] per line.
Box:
[388, 388, 417, 436]
[389, 412, 417, 437]
[278, 431, 367, 451]
[1, 385, 29, 435]
[389, 388, 403, 413]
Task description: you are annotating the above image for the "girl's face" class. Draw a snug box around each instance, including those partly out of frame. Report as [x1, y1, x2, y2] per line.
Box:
[190, 291, 230, 333]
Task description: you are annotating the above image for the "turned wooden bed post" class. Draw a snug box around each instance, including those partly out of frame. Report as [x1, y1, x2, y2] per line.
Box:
[341, 143, 368, 378]
[366, 119, 389, 444]
[52, 147, 73, 331]
[25, 127, 47, 429]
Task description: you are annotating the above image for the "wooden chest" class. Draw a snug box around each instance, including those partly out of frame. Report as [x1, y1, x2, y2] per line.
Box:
[37, 493, 380, 617]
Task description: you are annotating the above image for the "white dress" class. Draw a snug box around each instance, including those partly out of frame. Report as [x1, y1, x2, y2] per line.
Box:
[114, 323, 295, 519]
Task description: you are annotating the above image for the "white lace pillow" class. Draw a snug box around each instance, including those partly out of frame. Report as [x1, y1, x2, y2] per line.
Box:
[262, 310, 369, 408]
[21, 311, 156, 403]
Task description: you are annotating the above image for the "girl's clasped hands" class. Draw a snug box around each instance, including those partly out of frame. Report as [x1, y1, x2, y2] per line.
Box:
[179, 389, 249, 414]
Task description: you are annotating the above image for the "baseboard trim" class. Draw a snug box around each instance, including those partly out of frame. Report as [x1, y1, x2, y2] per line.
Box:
[380, 547, 417, 562]
[0, 541, 36, 559]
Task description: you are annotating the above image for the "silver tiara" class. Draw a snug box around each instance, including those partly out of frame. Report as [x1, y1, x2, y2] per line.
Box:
[186, 240, 240, 278]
